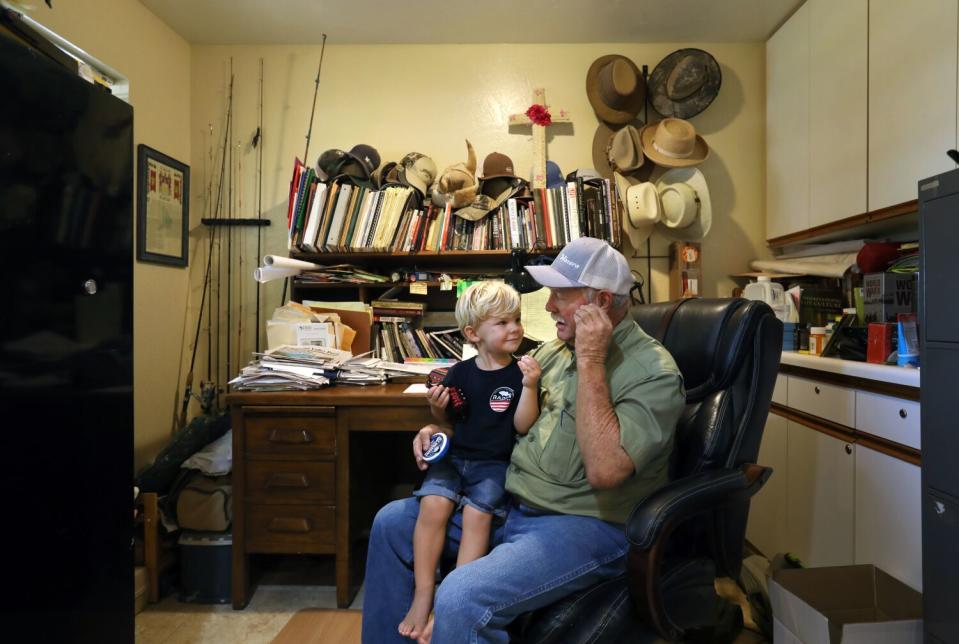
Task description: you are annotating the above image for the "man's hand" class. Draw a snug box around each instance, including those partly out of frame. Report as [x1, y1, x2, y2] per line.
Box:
[517, 354, 542, 388]
[573, 303, 613, 365]
[413, 424, 442, 471]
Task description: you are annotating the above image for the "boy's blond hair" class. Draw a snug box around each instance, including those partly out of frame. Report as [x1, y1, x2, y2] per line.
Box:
[454, 281, 521, 334]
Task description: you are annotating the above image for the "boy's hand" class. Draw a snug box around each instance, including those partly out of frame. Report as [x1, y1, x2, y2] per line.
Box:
[426, 384, 450, 413]
[413, 424, 442, 471]
[517, 354, 542, 388]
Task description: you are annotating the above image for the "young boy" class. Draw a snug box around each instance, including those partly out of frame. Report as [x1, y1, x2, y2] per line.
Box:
[398, 281, 541, 640]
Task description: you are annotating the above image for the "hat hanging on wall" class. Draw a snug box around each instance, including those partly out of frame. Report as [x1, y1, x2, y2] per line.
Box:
[640, 118, 709, 168]
[586, 54, 646, 125]
[655, 167, 712, 240]
[613, 172, 660, 248]
[648, 48, 722, 119]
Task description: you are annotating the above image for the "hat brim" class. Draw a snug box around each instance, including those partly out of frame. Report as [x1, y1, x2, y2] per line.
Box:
[592, 120, 648, 180]
[525, 264, 585, 290]
[640, 122, 710, 168]
[586, 54, 646, 126]
[613, 172, 656, 249]
[655, 167, 712, 240]
[648, 48, 722, 119]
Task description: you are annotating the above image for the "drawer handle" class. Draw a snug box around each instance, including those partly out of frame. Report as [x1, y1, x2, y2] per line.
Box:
[814, 386, 821, 394]
[845, 444, 853, 455]
[268, 517, 313, 533]
[268, 428, 314, 444]
[266, 473, 310, 489]
[899, 408, 907, 419]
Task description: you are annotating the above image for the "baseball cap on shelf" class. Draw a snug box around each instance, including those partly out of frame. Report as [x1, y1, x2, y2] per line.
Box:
[525, 237, 634, 296]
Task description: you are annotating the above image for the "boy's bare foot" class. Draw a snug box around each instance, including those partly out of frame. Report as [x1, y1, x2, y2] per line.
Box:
[398, 591, 433, 639]
[416, 615, 434, 644]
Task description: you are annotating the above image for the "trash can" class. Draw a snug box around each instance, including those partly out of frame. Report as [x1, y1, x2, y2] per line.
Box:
[178, 531, 232, 604]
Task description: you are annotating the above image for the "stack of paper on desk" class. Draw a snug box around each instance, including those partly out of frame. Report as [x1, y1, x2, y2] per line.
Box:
[229, 344, 352, 391]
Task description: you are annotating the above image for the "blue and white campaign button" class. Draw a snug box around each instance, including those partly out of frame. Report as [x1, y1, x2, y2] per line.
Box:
[423, 432, 450, 464]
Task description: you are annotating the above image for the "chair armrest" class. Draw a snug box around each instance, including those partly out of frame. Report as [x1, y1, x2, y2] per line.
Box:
[627, 464, 772, 550]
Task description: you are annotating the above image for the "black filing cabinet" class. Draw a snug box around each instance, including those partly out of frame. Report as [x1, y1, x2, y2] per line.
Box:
[919, 169, 959, 643]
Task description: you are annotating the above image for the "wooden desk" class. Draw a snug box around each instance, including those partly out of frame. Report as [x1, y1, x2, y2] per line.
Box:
[227, 385, 432, 609]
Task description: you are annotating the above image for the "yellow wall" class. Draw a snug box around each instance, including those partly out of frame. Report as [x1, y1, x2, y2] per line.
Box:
[190, 43, 768, 376]
[29, 0, 192, 471]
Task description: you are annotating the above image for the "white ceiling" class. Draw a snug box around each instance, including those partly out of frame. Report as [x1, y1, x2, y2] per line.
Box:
[139, 0, 803, 45]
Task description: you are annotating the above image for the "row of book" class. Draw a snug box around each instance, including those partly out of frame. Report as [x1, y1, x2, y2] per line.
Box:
[370, 299, 464, 362]
[284, 157, 622, 254]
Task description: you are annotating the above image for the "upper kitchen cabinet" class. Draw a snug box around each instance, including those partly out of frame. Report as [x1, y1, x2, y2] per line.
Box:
[809, 0, 868, 227]
[869, 0, 957, 210]
[767, 1, 810, 239]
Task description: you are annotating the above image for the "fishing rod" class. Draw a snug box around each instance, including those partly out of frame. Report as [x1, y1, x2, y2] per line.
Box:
[254, 57, 264, 353]
[282, 34, 328, 307]
[177, 70, 234, 431]
[226, 57, 234, 400]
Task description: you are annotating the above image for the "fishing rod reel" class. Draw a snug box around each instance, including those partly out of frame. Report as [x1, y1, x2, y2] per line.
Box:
[182, 381, 220, 417]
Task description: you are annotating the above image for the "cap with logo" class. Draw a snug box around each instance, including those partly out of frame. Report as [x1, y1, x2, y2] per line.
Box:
[525, 236, 634, 296]
[398, 152, 437, 198]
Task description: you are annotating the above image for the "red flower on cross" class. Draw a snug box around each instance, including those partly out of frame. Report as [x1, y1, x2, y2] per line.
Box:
[525, 104, 552, 126]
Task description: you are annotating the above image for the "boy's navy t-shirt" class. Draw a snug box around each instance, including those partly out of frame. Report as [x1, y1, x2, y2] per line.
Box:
[442, 357, 524, 461]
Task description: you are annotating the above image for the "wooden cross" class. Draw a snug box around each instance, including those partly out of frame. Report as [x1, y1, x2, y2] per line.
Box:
[509, 87, 572, 189]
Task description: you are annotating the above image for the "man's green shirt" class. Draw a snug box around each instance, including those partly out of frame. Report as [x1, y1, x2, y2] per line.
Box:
[505, 317, 685, 524]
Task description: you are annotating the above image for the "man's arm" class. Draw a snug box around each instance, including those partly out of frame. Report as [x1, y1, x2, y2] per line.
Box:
[573, 304, 635, 489]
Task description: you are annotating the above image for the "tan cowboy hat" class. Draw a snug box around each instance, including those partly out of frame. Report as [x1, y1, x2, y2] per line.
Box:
[586, 54, 646, 125]
[655, 167, 712, 240]
[640, 118, 709, 168]
[613, 172, 659, 248]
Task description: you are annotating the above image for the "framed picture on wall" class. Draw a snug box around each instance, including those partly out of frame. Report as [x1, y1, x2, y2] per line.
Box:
[136, 144, 189, 267]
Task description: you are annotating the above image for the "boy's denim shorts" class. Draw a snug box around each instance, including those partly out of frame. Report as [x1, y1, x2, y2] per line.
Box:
[414, 455, 509, 518]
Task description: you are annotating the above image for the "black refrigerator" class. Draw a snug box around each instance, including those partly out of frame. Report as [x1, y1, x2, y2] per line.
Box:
[0, 26, 134, 644]
[919, 168, 959, 644]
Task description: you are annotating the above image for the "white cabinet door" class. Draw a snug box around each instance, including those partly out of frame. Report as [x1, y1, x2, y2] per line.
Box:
[766, 2, 809, 239]
[747, 413, 789, 558]
[809, 0, 867, 226]
[785, 421, 855, 567]
[854, 446, 923, 591]
[869, 0, 957, 210]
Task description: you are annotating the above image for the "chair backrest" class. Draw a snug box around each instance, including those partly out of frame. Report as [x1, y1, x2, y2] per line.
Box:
[632, 298, 782, 575]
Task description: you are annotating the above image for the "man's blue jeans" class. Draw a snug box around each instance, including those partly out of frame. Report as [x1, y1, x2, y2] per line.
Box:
[361, 497, 628, 644]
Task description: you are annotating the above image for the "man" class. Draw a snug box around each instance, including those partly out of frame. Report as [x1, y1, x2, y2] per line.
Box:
[362, 237, 685, 644]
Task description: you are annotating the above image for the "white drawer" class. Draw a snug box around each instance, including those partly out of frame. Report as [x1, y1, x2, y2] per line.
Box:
[772, 374, 787, 406]
[787, 376, 855, 427]
[855, 391, 921, 450]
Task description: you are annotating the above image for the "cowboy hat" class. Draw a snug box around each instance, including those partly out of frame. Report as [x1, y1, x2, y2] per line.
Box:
[640, 118, 709, 168]
[432, 140, 480, 208]
[648, 48, 722, 119]
[586, 54, 646, 125]
[614, 172, 659, 249]
[655, 167, 712, 240]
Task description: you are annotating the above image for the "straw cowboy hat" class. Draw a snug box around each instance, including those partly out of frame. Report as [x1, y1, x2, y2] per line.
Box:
[648, 48, 722, 119]
[640, 118, 709, 168]
[586, 54, 646, 125]
[655, 167, 712, 240]
[431, 140, 480, 209]
[614, 172, 660, 248]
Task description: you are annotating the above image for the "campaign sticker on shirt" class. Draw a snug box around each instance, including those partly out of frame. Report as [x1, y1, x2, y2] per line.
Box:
[489, 387, 515, 412]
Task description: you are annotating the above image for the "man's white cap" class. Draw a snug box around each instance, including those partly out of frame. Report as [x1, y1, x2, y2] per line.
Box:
[526, 237, 634, 295]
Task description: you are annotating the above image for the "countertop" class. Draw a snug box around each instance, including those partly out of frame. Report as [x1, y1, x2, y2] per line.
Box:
[780, 351, 920, 388]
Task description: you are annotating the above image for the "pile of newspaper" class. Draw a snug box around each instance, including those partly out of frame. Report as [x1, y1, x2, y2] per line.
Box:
[230, 346, 439, 391]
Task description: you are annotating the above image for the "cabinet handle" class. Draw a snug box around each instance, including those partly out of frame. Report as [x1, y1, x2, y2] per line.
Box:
[845, 444, 853, 455]
[814, 386, 821, 394]
[268, 428, 314, 444]
[266, 473, 310, 489]
[268, 517, 313, 533]
[899, 408, 907, 419]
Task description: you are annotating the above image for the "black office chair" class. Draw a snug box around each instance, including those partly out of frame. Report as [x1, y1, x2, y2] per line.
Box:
[511, 298, 783, 643]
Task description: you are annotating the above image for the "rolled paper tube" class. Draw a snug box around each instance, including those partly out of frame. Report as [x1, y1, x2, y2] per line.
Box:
[253, 265, 300, 283]
[262, 255, 323, 270]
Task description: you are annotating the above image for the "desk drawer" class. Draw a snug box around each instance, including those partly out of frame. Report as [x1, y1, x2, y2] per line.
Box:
[245, 461, 336, 504]
[347, 405, 433, 431]
[245, 503, 336, 551]
[787, 376, 854, 427]
[243, 407, 336, 457]
[855, 391, 921, 450]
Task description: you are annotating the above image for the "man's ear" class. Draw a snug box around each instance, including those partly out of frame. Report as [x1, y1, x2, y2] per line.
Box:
[596, 290, 614, 311]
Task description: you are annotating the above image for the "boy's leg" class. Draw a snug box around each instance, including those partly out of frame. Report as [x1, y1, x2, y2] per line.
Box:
[399, 495, 456, 638]
[456, 505, 493, 567]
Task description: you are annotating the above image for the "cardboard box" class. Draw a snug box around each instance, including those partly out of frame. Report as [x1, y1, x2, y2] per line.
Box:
[668, 242, 701, 300]
[862, 272, 916, 323]
[769, 565, 922, 644]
